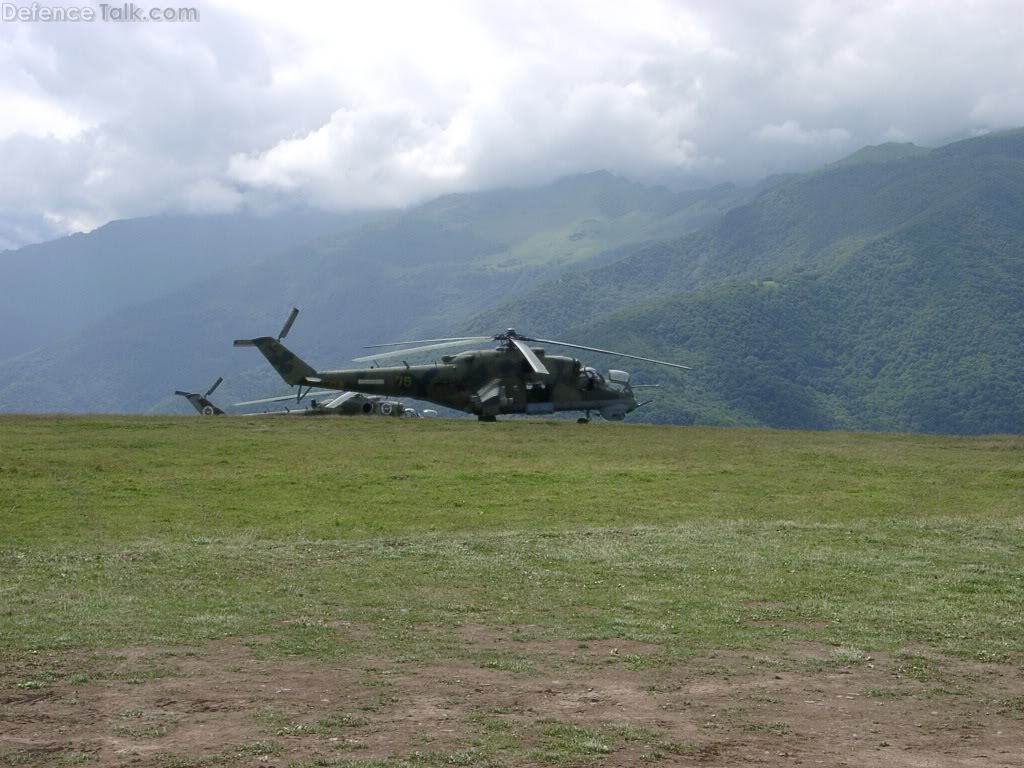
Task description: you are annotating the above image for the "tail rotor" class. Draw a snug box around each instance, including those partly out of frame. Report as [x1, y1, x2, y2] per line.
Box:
[278, 308, 298, 341]
[205, 376, 223, 399]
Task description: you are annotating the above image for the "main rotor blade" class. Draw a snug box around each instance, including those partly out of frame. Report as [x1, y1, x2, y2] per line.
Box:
[362, 336, 490, 350]
[510, 338, 549, 375]
[278, 307, 299, 340]
[529, 337, 692, 370]
[233, 389, 339, 406]
[352, 337, 490, 362]
[205, 377, 223, 398]
[320, 391, 358, 408]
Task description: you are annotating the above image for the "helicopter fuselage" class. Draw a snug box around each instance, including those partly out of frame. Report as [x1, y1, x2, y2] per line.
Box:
[310, 347, 637, 420]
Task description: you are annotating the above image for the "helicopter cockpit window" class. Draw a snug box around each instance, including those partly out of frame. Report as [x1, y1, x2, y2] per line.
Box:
[578, 366, 603, 391]
[606, 369, 630, 392]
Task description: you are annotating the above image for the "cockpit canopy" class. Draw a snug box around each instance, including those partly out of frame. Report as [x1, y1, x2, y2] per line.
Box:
[606, 368, 630, 392]
[577, 367, 633, 392]
[576, 365, 604, 391]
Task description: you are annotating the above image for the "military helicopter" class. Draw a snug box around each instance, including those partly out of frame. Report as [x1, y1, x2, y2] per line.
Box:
[175, 377, 225, 415]
[235, 308, 688, 422]
[176, 376, 417, 417]
[234, 390, 420, 418]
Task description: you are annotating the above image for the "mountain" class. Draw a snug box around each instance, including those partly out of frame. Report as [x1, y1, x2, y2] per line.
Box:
[4, 131, 1022, 433]
[475, 130, 1024, 434]
[827, 141, 931, 168]
[0, 211, 372, 363]
[0, 172, 753, 413]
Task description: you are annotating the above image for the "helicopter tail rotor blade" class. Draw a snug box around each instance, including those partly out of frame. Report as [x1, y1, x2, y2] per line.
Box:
[204, 377, 223, 398]
[174, 390, 191, 397]
[529, 337, 691, 370]
[510, 338, 549, 375]
[278, 307, 299, 341]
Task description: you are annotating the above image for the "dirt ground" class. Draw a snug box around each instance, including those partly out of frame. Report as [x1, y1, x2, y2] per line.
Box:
[2, 626, 1022, 767]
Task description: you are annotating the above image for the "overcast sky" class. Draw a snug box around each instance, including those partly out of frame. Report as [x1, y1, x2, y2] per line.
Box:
[1, 0, 1023, 249]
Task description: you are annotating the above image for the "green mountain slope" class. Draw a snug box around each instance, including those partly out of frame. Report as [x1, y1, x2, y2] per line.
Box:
[473, 136, 1011, 334]
[827, 141, 931, 168]
[4, 131, 1022, 432]
[495, 131, 1024, 434]
[0, 173, 751, 413]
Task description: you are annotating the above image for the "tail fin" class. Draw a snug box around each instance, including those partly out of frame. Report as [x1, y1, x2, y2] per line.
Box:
[175, 377, 226, 415]
[234, 308, 318, 387]
[175, 391, 225, 415]
[234, 336, 317, 386]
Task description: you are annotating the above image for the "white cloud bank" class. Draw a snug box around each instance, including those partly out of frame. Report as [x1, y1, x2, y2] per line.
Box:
[1, 0, 1023, 246]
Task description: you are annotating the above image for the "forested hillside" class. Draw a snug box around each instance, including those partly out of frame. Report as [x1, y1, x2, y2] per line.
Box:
[0, 173, 748, 412]
[485, 132, 1024, 433]
[2, 132, 1022, 433]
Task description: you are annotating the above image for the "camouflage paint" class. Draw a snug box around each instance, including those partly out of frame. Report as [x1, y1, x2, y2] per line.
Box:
[236, 337, 640, 421]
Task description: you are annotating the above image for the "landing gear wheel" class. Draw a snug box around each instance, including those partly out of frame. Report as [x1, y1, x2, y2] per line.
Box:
[478, 414, 497, 422]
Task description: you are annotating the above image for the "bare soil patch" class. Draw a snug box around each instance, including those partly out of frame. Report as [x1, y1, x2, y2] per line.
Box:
[2, 630, 1022, 767]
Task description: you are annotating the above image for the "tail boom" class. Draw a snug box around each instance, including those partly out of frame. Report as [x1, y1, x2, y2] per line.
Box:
[233, 336, 317, 386]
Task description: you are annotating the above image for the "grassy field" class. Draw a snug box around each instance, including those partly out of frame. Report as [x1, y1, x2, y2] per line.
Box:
[1, 416, 1022, 766]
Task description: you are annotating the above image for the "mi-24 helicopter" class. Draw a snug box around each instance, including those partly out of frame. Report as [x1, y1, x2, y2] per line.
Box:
[175, 377, 225, 415]
[175, 376, 419, 417]
[235, 308, 688, 422]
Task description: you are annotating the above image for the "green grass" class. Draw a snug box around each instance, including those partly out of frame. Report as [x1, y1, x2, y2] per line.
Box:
[2, 416, 1019, 543]
[456, 717, 658, 766]
[1, 416, 1022, 666]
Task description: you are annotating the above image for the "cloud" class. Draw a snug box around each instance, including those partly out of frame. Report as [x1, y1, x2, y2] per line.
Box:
[755, 121, 851, 147]
[0, 85, 88, 141]
[181, 178, 244, 214]
[2, 0, 1024, 246]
